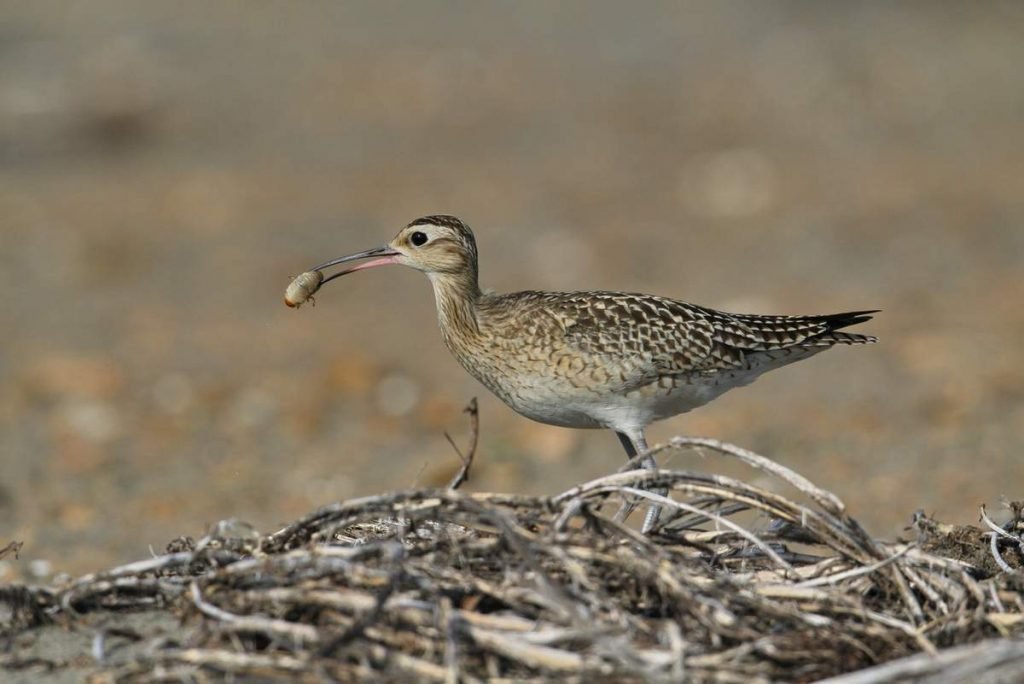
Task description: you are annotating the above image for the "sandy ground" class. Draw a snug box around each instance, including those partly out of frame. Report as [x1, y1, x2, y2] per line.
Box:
[3, 611, 177, 684]
[2, 2, 1023, 583]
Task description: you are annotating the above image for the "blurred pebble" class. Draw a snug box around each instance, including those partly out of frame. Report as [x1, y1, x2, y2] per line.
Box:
[679, 148, 777, 219]
[28, 559, 52, 579]
[55, 399, 122, 444]
[152, 373, 194, 415]
[51, 573, 73, 586]
[375, 373, 420, 417]
[284, 463, 354, 504]
[207, 518, 260, 541]
[226, 388, 278, 432]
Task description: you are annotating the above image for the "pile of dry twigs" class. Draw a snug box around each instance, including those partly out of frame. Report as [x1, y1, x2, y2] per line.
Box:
[2, 430, 1023, 682]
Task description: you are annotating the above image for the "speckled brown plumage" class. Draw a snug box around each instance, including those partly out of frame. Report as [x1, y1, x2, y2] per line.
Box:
[435, 286, 876, 430]
[310, 214, 878, 531]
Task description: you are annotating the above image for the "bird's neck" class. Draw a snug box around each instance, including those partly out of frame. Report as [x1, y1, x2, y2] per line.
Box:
[428, 271, 483, 340]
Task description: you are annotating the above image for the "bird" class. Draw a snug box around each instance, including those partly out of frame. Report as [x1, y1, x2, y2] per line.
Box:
[294, 215, 877, 532]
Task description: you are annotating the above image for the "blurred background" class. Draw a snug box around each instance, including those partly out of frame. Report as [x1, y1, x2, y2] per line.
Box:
[2, 2, 1023, 580]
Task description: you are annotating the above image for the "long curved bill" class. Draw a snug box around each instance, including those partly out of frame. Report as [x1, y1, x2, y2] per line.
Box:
[285, 245, 401, 308]
[312, 244, 401, 286]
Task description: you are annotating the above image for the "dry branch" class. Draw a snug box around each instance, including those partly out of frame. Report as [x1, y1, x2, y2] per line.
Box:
[2, 437, 1022, 682]
[445, 397, 479, 490]
[0, 542, 22, 562]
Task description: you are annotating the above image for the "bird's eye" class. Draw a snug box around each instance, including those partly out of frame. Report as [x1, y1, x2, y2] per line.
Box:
[410, 231, 428, 247]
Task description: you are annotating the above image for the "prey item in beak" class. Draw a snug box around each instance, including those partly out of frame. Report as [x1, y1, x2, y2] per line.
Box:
[284, 245, 400, 308]
[284, 270, 324, 308]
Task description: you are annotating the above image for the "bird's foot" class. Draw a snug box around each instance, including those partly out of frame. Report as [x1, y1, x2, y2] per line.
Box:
[612, 486, 668, 534]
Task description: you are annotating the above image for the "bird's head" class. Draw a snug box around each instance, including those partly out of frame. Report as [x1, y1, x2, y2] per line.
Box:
[305, 215, 479, 291]
[387, 215, 478, 277]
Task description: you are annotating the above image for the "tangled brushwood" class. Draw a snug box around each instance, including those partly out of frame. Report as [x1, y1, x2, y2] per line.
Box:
[2, 437, 1024, 682]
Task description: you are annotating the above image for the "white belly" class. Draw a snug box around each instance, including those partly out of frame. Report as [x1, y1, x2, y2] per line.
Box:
[487, 373, 740, 432]
[457, 340, 825, 433]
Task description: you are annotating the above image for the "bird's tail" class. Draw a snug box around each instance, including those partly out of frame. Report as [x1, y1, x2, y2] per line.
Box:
[809, 310, 880, 345]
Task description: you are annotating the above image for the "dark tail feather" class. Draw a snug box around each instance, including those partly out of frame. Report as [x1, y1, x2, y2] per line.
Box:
[813, 309, 880, 332]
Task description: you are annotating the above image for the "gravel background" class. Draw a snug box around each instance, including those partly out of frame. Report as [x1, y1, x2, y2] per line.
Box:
[2, 1, 1023, 581]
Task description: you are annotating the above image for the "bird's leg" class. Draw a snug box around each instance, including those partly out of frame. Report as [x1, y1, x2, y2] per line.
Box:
[611, 432, 640, 524]
[612, 430, 665, 533]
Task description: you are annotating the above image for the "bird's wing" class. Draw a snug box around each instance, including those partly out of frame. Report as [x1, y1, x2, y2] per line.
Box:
[538, 291, 875, 392]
